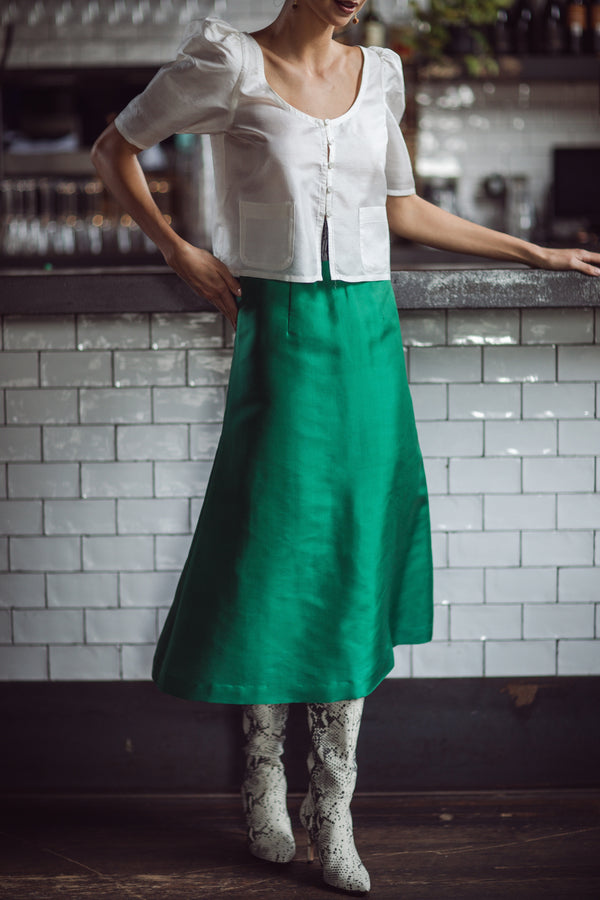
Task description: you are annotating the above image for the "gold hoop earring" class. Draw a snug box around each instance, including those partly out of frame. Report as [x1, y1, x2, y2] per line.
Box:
[292, 1, 298, 7]
[353, 15, 359, 24]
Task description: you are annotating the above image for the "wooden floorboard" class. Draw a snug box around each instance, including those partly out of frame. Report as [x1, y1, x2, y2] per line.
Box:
[0, 791, 599, 898]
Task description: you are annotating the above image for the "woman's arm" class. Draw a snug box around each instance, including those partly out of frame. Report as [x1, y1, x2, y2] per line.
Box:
[386, 193, 600, 277]
[90, 123, 241, 327]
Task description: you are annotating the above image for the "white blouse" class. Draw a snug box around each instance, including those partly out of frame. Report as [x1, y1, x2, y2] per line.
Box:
[114, 17, 416, 283]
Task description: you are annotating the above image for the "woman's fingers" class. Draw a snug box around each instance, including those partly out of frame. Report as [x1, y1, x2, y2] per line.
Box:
[576, 261, 600, 277]
[211, 259, 241, 330]
[207, 278, 239, 329]
[215, 258, 242, 299]
[191, 272, 239, 329]
[574, 250, 600, 277]
[165, 243, 240, 328]
[542, 248, 600, 276]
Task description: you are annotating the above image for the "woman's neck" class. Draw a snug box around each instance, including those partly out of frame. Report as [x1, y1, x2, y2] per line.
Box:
[254, 2, 339, 71]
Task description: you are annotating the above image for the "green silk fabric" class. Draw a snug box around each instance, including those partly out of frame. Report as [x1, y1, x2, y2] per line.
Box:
[152, 264, 433, 704]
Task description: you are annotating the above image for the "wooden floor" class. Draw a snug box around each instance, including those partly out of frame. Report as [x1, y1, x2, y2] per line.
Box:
[1, 791, 599, 898]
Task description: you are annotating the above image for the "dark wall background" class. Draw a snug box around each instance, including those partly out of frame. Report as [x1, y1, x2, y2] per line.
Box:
[1, 677, 599, 793]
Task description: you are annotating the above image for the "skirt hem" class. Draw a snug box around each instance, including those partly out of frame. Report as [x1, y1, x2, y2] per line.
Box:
[151, 631, 433, 705]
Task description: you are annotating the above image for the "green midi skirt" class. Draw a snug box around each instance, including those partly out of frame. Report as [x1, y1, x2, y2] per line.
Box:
[152, 263, 433, 704]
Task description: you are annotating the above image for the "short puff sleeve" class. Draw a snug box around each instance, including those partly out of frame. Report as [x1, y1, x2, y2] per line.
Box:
[114, 17, 243, 150]
[374, 47, 416, 197]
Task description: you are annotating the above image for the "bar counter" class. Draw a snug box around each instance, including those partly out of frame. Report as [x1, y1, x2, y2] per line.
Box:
[1, 256, 599, 315]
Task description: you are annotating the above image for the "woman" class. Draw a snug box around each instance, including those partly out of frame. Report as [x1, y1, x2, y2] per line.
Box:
[91, 0, 600, 894]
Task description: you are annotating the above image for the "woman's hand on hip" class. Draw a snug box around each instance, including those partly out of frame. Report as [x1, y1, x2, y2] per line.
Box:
[164, 240, 241, 329]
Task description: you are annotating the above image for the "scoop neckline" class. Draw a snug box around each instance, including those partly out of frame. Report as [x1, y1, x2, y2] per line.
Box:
[243, 31, 368, 125]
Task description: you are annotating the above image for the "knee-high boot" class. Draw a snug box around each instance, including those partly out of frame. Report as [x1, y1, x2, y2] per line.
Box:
[300, 698, 370, 894]
[241, 703, 296, 863]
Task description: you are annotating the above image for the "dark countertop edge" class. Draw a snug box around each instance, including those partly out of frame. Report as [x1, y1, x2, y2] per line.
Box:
[0, 267, 598, 314]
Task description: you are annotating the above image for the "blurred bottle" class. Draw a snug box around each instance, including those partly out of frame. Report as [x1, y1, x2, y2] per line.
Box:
[590, 0, 600, 52]
[506, 175, 535, 240]
[494, 6, 513, 55]
[423, 177, 460, 216]
[566, 0, 588, 53]
[384, 0, 413, 60]
[362, 1, 386, 47]
[542, 0, 567, 54]
[513, 0, 537, 54]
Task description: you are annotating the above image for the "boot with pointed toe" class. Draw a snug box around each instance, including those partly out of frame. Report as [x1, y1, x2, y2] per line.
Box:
[241, 703, 296, 864]
[300, 698, 370, 894]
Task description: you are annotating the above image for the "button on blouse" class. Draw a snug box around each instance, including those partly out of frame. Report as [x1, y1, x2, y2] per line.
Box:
[114, 17, 416, 283]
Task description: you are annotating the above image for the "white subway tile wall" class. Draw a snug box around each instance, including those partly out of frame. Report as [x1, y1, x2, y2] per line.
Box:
[415, 80, 600, 230]
[1, 306, 597, 682]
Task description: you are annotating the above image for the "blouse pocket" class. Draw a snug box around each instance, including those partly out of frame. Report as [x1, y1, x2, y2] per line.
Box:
[239, 200, 295, 272]
[359, 206, 390, 274]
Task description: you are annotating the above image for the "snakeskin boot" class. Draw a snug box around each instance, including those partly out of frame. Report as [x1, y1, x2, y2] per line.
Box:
[241, 703, 296, 864]
[300, 698, 370, 894]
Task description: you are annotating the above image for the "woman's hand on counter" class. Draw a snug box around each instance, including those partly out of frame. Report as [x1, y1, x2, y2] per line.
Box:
[534, 246, 600, 277]
[387, 194, 600, 277]
[164, 241, 241, 329]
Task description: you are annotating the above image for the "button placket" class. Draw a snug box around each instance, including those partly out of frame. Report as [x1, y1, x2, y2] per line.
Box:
[324, 120, 335, 218]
